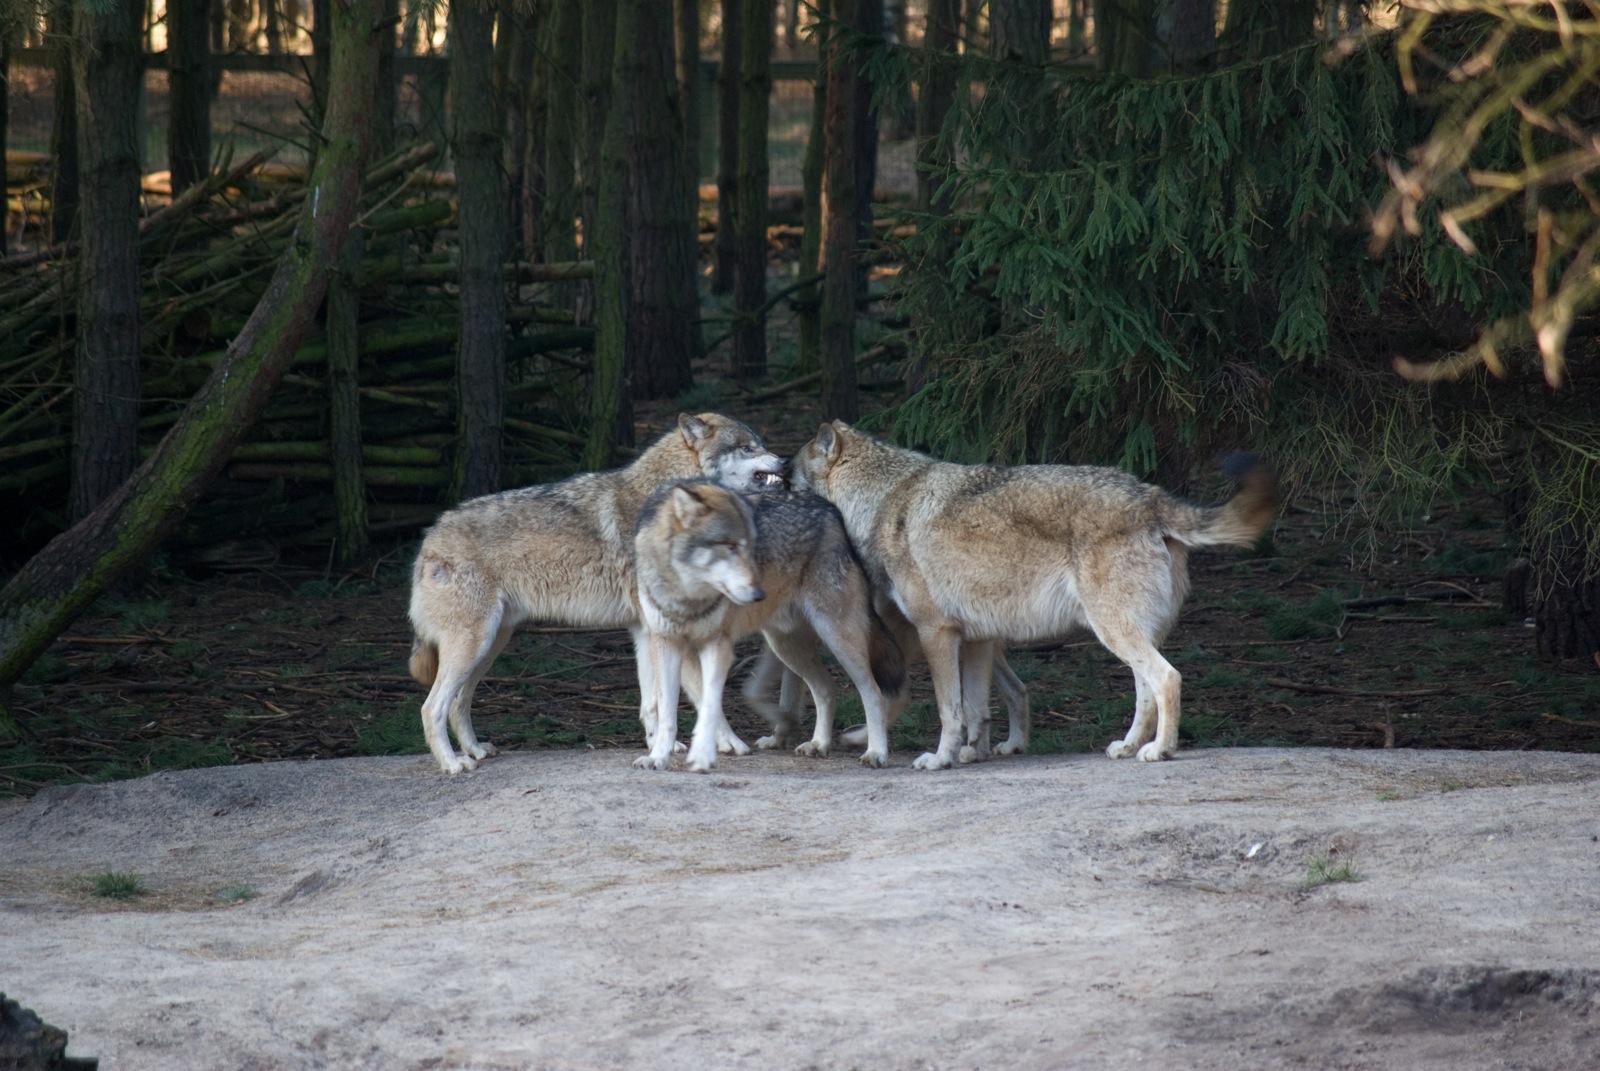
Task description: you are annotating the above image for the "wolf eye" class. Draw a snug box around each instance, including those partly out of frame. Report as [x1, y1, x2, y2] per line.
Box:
[741, 443, 758, 455]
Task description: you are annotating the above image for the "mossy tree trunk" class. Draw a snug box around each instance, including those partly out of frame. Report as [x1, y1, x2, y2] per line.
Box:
[48, 0, 77, 243]
[168, 0, 212, 196]
[328, 228, 368, 565]
[795, 0, 829, 375]
[712, 0, 741, 295]
[623, 0, 696, 400]
[819, 0, 864, 421]
[70, 0, 145, 521]
[449, 0, 507, 501]
[583, 0, 635, 469]
[0, 0, 383, 717]
[732, 0, 772, 381]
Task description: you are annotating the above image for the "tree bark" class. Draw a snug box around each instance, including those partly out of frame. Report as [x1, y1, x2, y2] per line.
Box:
[312, 0, 331, 118]
[623, 0, 696, 399]
[541, 0, 580, 265]
[70, 0, 145, 521]
[168, 0, 213, 196]
[1167, 0, 1216, 72]
[1218, 0, 1313, 60]
[498, 3, 539, 261]
[375, 0, 399, 155]
[853, 0, 882, 301]
[733, 0, 772, 380]
[48, 0, 77, 243]
[796, 0, 829, 375]
[784, 0, 800, 53]
[265, 0, 283, 53]
[449, 0, 507, 501]
[1095, 0, 1154, 75]
[819, 0, 863, 421]
[0, 0, 383, 706]
[584, 0, 635, 469]
[0, 26, 9, 256]
[917, 0, 958, 214]
[712, 0, 741, 295]
[675, 0, 701, 230]
[328, 229, 368, 565]
[991, 0, 1050, 64]
[579, 0, 616, 257]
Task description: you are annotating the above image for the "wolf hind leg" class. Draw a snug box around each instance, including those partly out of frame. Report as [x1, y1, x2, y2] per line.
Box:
[762, 627, 836, 758]
[1105, 674, 1156, 759]
[447, 617, 515, 762]
[744, 643, 804, 750]
[957, 640, 997, 764]
[992, 649, 1031, 756]
[1088, 610, 1180, 762]
[420, 612, 501, 774]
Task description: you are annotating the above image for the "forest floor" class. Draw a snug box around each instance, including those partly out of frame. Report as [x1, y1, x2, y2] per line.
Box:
[3, 747, 1600, 1069]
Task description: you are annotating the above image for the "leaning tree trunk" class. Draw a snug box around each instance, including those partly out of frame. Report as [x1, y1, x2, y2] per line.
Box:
[732, 0, 772, 381]
[168, 0, 212, 195]
[449, 0, 507, 501]
[70, 0, 145, 521]
[623, 0, 696, 400]
[0, 0, 382, 723]
[48, 0, 77, 243]
[583, 0, 636, 469]
[712, 0, 741, 295]
[819, 0, 864, 421]
[795, 0, 830, 374]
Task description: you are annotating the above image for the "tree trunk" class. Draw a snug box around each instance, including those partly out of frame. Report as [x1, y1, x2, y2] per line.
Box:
[265, 0, 283, 53]
[48, 0, 77, 243]
[0, 0, 382, 709]
[208, 0, 223, 96]
[819, 0, 863, 421]
[733, 0, 772, 381]
[579, 0, 616, 256]
[675, 0, 701, 229]
[883, 0, 915, 141]
[623, 0, 696, 399]
[1067, 0, 1087, 53]
[498, 4, 538, 261]
[70, 0, 145, 522]
[917, 0, 958, 214]
[1166, 0, 1216, 73]
[0, 28, 8, 256]
[991, 0, 1050, 64]
[712, 0, 741, 295]
[784, 0, 801, 53]
[853, 0, 882, 301]
[584, 0, 636, 469]
[794, 0, 829, 374]
[449, 0, 507, 501]
[375, 0, 399, 155]
[169, 0, 213, 196]
[328, 229, 368, 565]
[1219, 0, 1314, 60]
[541, 0, 580, 265]
[312, 0, 331, 118]
[1095, 0, 1154, 75]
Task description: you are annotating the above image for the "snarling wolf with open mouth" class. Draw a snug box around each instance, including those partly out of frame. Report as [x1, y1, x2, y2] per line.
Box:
[408, 414, 784, 774]
[631, 480, 904, 773]
[789, 421, 1277, 770]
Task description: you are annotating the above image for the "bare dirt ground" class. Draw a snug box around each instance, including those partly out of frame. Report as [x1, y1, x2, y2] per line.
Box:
[3, 746, 1599, 1070]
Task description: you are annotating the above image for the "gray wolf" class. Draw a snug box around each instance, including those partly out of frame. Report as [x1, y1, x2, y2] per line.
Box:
[408, 413, 784, 774]
[789, 421, 1276, 770]
[631, 480, 904, 773]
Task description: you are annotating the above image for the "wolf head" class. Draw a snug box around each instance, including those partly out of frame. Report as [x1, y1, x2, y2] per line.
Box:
[664, 482, 765, 605]
[788, 419, 854, 496]
[678, 413, 785, 493]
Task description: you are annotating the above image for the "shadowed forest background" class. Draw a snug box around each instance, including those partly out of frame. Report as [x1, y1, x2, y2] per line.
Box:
[0, 0, 1596, 794]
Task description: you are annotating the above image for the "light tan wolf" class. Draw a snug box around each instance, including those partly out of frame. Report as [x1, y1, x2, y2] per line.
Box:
[790, 421, 1277, 770]
[408, 414, 784, 774]
[631, 481, 904, 773]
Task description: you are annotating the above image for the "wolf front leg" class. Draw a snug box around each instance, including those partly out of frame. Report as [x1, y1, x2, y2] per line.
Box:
[634, 634, 684, 770]
[957, 639, 997, 764]
[912, 624, 966, 771]
[685, 637, 735, 773]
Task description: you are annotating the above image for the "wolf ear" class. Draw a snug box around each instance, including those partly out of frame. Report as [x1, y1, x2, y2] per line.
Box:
[815, 422, 842, 461]
[678, 413, 713, 447]
[670, 485, 710, 526]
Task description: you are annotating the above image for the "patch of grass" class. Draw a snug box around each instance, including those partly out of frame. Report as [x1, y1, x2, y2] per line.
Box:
[1304, 852, 1361, 888]
[1375, 788, 1402, 801]
[1027, 695, 1129, 755]
[20, 653, 71, 685]
[325, 642, 387, 671]
[295, 578, 336, 599]
[1264, 590, 1345, 641]
[1438, 778, 1467, 793]
[356, 702, 426, 757]
[1425, 541, 1510, 578]
[90, 871, 147, 900]
[104, 596, 171, 632]
[1191, 666, 1251, 690]
[216, 883, 259, 903]
[1441, 607, 1510, 631]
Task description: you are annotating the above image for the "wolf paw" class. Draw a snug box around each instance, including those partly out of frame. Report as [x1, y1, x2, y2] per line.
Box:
[912, 751, 953, 771]
[467, 742, 496, 761]
[859, 749, 889, 769]
[457, 754, 478, 772]
[718, 733, 752, 757]
[633, 753, 673, 771]
[438, 755, 467, 775]
[958, 744, 989, 765]
[755, 734, 786, 751]
[839, 725, 869, 747]
[1106, 739, 1137, 759]
[795, 740, 830, 758]
[1136, 742, 1174, 763]
[995, 738, 1027, 756]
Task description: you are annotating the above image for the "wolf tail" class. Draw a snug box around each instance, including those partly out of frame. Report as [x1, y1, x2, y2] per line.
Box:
[409, 636, 439, 687]
[866, 608, 907, 700]
[1159, 453, 1278, 549]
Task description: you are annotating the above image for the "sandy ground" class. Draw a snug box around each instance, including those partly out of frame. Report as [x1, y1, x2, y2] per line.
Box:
[2, 746, 1599, 1070]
